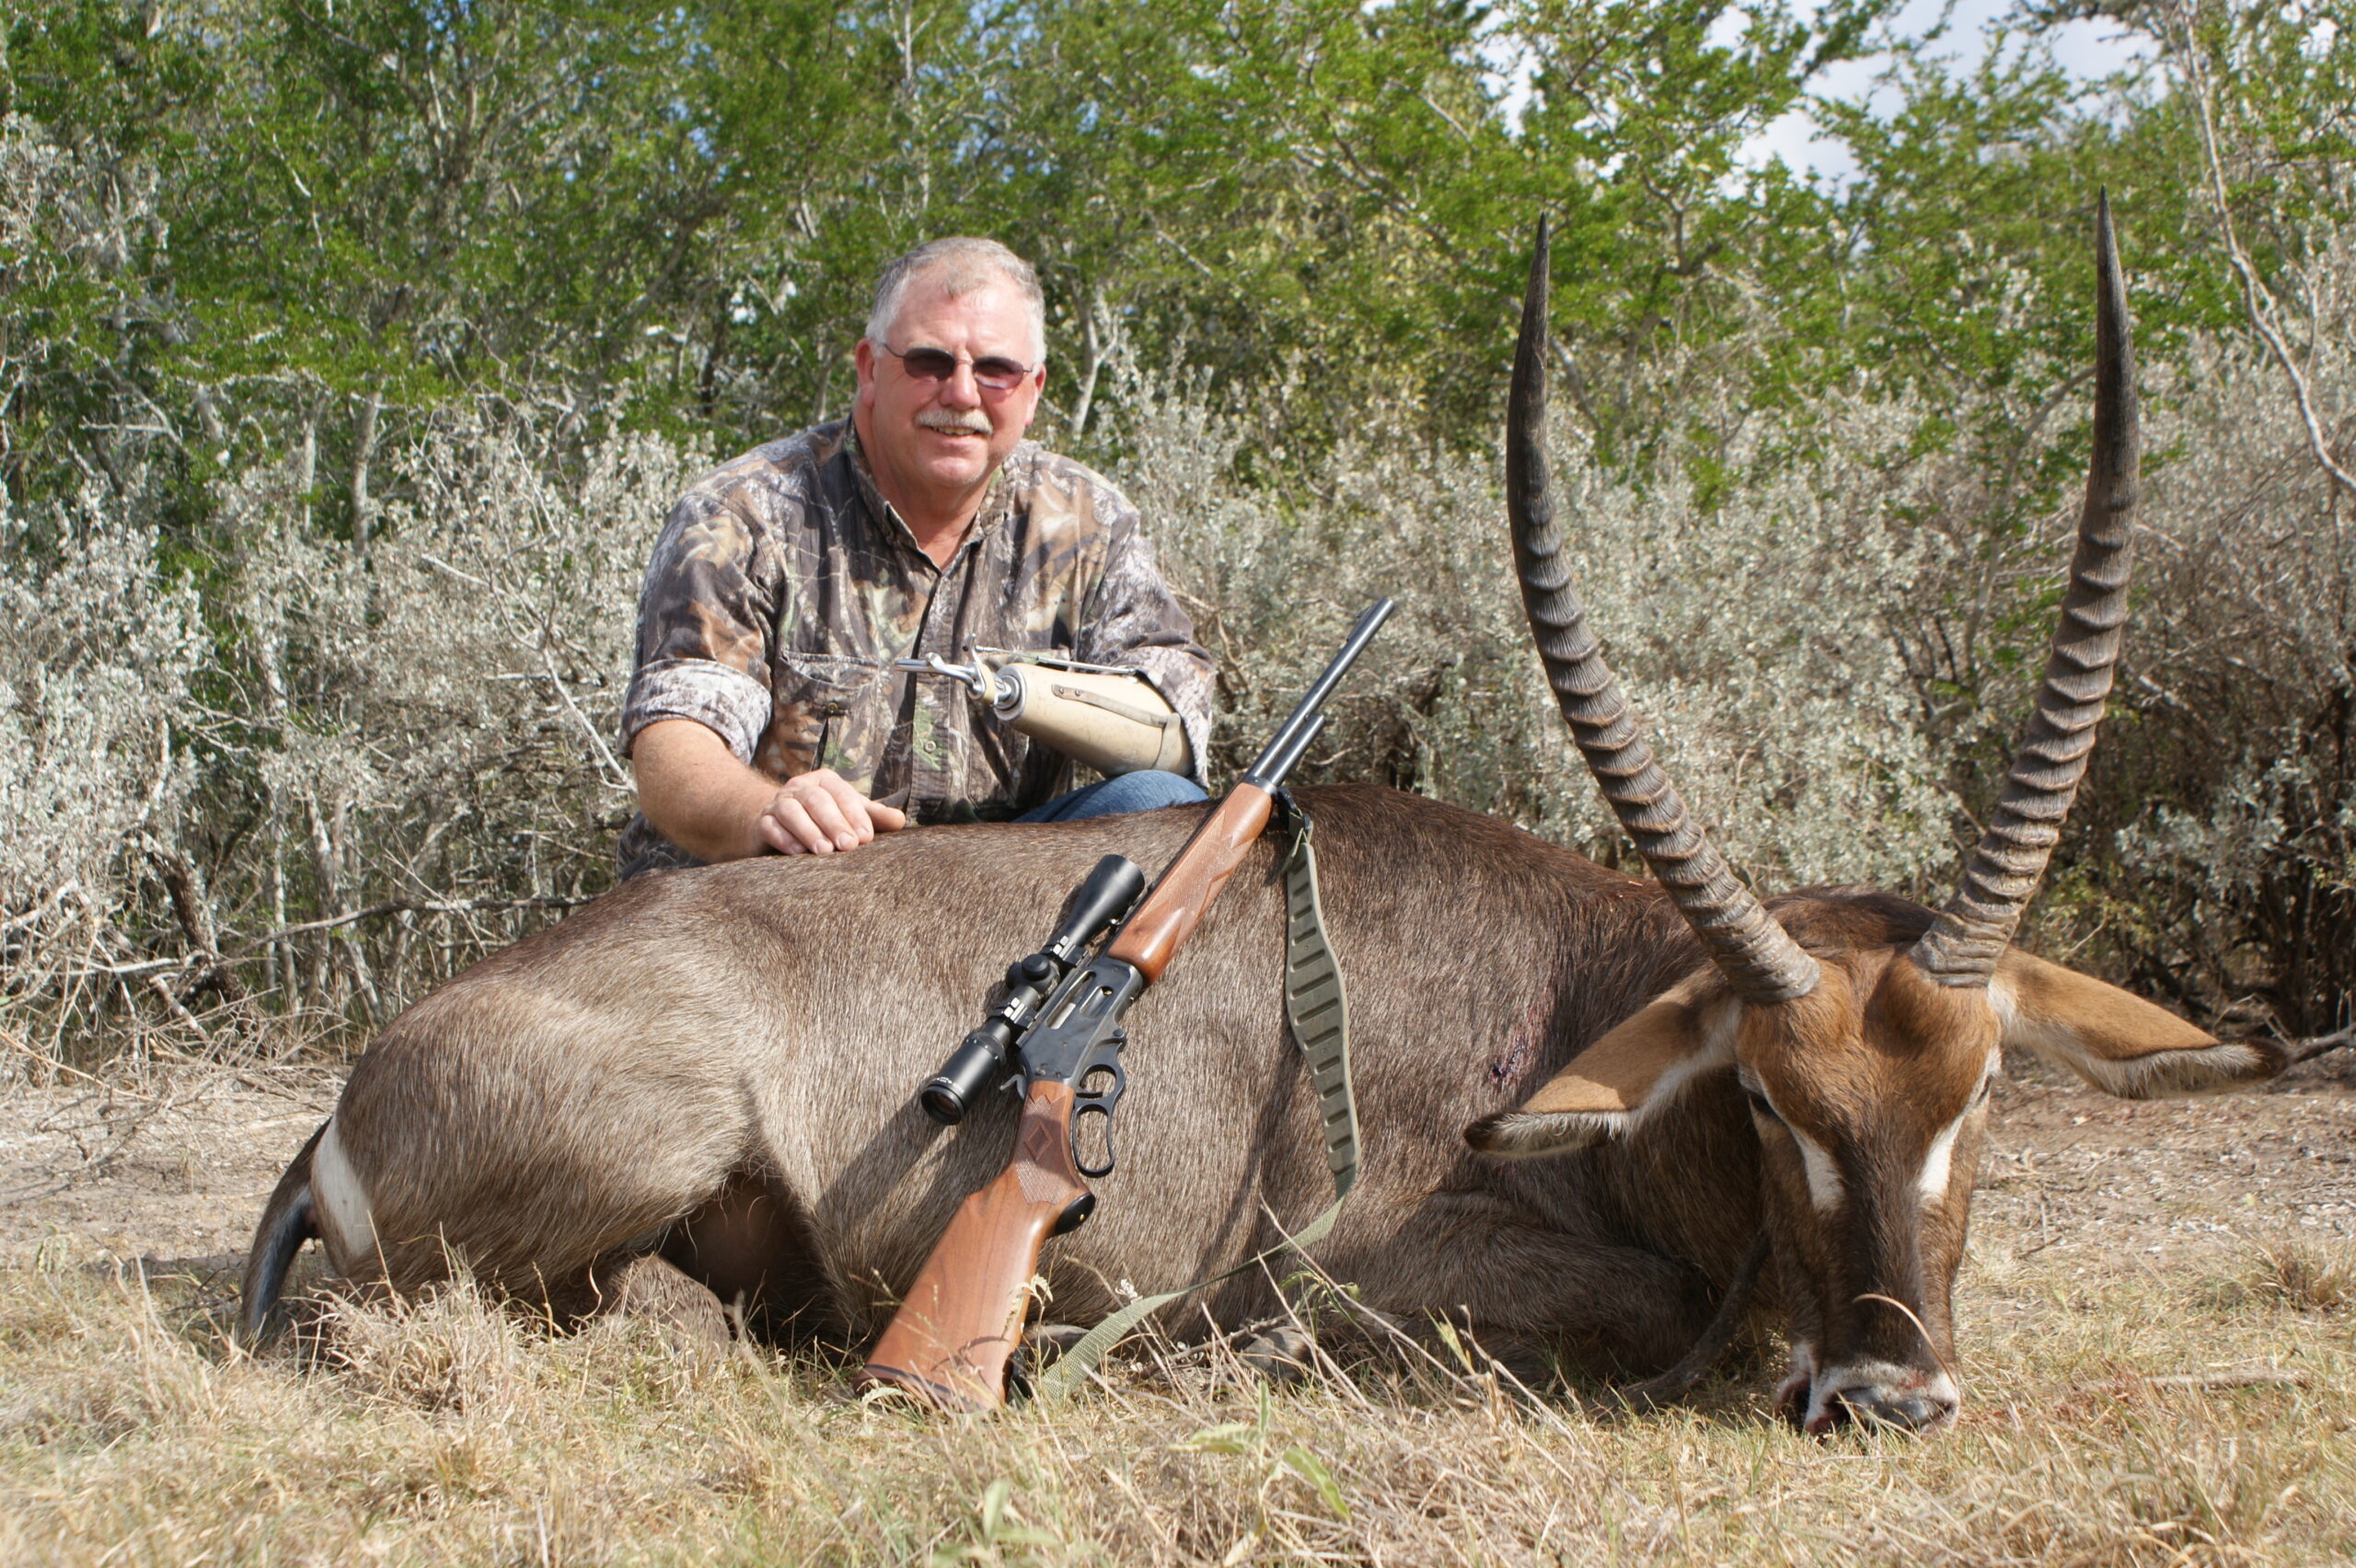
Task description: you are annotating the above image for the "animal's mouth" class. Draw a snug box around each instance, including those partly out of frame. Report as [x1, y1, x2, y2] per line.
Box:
[1785, 1361, 1961, 1436]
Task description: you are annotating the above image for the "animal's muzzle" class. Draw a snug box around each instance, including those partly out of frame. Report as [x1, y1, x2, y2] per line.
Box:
[1795, 1361, 1961, 1436]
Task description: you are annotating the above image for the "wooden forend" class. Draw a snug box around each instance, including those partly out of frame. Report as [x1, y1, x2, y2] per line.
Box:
[1105, 785, 1274, 983]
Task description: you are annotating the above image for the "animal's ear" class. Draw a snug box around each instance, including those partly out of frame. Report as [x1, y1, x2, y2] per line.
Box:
[1465, 976, 1733, 1158]
[1992, 949, 2286, 1097]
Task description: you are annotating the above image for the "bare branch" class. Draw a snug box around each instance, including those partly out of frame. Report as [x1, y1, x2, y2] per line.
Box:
[2173, 0, 2356, 501]
[223, 894, 595, 955]
[2289, 1023, 2355, 1063]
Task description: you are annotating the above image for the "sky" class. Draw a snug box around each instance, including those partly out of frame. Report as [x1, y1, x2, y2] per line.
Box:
[1737, 0, 2156, 181]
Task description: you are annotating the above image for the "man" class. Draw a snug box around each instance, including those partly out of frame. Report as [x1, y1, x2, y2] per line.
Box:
[617, 237, 1213, 878]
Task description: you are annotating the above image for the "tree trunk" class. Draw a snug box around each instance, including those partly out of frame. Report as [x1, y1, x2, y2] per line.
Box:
[351, 389, 381, 553]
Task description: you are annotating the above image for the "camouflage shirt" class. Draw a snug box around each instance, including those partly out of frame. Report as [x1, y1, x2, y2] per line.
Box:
[617, 419, 1214, 877]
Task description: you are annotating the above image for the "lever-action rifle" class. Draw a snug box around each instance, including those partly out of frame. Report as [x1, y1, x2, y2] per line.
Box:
[859, 599, 1395, 1409]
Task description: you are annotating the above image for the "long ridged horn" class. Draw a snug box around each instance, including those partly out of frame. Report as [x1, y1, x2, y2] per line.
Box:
[1911, 194, 2140, 986]
[1507, 219, 1819, 1004]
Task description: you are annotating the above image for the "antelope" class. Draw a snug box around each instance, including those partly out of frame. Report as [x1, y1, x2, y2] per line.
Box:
[243, 201, 2281, 1431]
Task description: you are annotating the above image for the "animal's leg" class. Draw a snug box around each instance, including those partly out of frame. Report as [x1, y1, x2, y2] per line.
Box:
[1349, 1200, 1719, 1378]
[1235, 1323, 1316, 1384]
[586, 1251, 732, 1351]
[660, 1170, 840, 1342]
[1027, 1322, 1092, 1356]
[1228, 1296, 1558, 1392]
[1484, 1244, 1715, 1377]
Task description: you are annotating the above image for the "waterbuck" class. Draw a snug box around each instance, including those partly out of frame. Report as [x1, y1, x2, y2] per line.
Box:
[243, 202, 2281, 1432]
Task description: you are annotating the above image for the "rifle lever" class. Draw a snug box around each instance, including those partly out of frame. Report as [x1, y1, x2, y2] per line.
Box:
[1069, 1035, 1126, 1179]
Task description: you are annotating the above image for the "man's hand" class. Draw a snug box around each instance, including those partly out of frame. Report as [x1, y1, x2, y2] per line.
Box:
[632, 719, 907, 863]
[756, 767, 907, 856]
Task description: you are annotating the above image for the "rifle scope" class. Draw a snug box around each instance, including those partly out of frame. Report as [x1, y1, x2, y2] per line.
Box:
[919, 852, 1147, 1124]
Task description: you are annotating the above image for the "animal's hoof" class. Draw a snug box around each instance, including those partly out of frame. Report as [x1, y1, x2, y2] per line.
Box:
[589, 1252, 732, 1354]
[1002, 1322, 1092, 1401]
[1026, 1321, 1092, 1358]
[1234, 1326, 1315, 1384]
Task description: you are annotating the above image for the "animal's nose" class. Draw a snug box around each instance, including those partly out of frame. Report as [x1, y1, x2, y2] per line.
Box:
[1799, 1368, 1960, 1436]
[1835, 1385, 1956, 1434]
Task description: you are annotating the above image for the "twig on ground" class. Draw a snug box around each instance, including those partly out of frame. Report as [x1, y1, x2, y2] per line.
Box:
[2289, 1024, 2355, 1063]
[2145, 1366, 2311, 1391]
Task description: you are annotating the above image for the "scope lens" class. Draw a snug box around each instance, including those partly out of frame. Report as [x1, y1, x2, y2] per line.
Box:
[920, 1036, 1005, 1124]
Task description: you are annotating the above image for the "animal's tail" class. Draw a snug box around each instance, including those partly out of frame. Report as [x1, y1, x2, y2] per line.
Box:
[238, 1120, 327, 1348]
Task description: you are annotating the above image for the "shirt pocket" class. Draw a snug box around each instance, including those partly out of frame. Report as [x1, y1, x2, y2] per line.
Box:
[756, 652, 895, 789]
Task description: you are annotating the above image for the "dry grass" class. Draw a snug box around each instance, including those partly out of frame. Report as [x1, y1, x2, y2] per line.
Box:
[1, 1229, 2351, 1567]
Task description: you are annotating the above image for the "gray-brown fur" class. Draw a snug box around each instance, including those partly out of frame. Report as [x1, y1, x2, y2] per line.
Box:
[251, 784, 1790, 1378]
[245, 779, 2285, 1417]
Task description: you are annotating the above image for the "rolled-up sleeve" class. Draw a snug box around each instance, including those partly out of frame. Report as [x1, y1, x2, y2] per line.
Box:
[620, 490, 780, 764]
[1079, 499, 1216, 786]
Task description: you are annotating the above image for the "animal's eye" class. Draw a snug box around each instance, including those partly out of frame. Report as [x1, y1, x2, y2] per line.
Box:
[1743, 1086, 1783, 1123]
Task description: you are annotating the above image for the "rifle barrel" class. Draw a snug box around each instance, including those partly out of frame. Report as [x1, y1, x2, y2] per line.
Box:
[1257, 712, 1327, 792]
[1242, 599, 1394, 788]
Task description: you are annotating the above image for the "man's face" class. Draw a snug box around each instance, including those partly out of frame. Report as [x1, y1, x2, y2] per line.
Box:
[852, 276, 1045, 522]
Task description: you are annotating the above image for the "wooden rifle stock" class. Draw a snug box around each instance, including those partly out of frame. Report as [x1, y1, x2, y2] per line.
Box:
[860, 1081, 1092, 1409]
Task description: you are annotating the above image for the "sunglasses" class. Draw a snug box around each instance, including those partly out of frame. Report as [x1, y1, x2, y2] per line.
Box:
[878, 342, 1036, 393]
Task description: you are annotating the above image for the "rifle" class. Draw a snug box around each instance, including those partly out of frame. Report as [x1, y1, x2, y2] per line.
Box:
[859, 599, 1394, 1409]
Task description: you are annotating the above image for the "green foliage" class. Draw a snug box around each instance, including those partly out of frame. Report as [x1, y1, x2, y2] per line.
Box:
[3, 0, 1900, 492]
[3, 0, 2353, 1048]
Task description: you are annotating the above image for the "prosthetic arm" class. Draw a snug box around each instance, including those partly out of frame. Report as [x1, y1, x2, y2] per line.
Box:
[896, 650, 1192, 777]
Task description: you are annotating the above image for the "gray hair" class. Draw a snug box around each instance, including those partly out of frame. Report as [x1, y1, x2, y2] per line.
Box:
[864, 237, 1045, 362]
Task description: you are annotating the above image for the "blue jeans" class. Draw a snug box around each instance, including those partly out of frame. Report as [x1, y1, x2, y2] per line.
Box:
[1015, 770, 1207, 823]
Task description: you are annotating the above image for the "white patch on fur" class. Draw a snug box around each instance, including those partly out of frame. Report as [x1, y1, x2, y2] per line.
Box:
[1623, 1003, 1738, 1134]
[1692, 995, 1740, 1061]
[1792, 1126, 1844, 1213]
[1468, 1108, 1627, 1157]
[1992, 977, 2264, 1098]
[1916, 1113, 1965, 1205]
[310, 1117, 375, 1269]
[1744, 1069, 1844, 1211]
[2082, 1040, 2267, 1098]
[1917, 1051, 1999, 1205]
[1805, 1358, 1961, 1435]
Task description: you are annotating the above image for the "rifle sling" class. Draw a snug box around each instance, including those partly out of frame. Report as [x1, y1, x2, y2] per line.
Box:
[1031, 797, 1357, 1402]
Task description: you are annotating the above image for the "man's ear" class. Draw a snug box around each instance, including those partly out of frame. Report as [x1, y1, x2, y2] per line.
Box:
[1992, 949, 2286, 1097]
[851, 337, 880, 403]
[1465, 975, 1734, 1158]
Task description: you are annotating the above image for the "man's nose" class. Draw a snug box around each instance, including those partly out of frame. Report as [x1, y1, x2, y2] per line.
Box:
[937, 361, 983, 406]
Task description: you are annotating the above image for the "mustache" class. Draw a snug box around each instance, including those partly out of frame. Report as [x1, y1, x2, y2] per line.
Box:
[917, 410, 992, 436]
